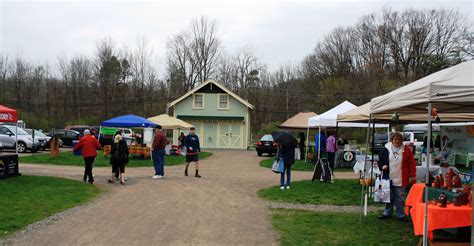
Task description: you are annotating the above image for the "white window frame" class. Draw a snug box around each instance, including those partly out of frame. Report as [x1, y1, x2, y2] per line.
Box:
[193, 93, 204, 109]
[217, 94, 229, 110]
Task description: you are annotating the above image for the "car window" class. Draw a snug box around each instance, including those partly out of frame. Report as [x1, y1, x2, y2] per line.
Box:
[0, 127, 12, 135]
[34, 130, 47, 137]
[260, 135, 273, 141]
[374, 133, 388, 140]
[403, 133, 411, 141]
[3, 126, 29, 135]
[414, 133, 424, 142]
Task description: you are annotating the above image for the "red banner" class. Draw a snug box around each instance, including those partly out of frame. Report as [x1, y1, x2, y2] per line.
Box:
[0, 105, 18, 122]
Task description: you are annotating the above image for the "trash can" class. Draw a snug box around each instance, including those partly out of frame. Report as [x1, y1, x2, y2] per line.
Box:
[72, 140, 82, 156]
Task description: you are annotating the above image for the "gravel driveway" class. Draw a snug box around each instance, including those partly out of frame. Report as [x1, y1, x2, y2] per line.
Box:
[3, 150, 358, 246]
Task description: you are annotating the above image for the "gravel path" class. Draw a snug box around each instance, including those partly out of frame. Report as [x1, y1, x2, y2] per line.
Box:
[268, 202, 380, 213]
[2, 151, 359, 245]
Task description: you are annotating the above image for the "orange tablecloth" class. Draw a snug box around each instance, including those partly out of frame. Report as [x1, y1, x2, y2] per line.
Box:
[411, 203, 472, 240]
[103, 145, 151, 159]
[405, 183, 425, 215]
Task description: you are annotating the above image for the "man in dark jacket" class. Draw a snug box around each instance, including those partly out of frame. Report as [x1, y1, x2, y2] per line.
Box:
[184, 127, 201, 178]
[152, 125, 167, 179]
[73, 129, 102, 184]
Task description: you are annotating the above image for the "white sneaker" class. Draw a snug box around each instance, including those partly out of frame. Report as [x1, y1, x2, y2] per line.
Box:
[286, 186, 291, 190]
[152, 175, 160, 179]
[280, 186, 285, 190]
[157, 175, 163, 179]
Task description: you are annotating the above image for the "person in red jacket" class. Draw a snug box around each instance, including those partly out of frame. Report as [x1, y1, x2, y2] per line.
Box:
[377, 132, 416, 220]
[73, 129, 102, 184]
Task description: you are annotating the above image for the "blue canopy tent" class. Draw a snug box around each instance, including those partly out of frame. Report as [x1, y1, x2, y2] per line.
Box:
[99, 114, 157, 143]
[101, 114, 157, 128]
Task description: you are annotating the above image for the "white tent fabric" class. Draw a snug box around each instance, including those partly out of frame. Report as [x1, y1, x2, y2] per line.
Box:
[370, 60, 474, 114]
[338, 102, 474, 123]
[308, 101, 367, 127]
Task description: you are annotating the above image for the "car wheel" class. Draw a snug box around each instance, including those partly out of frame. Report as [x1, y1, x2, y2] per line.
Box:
[257, 151, 262, 156]
[16, 142, 27, 153]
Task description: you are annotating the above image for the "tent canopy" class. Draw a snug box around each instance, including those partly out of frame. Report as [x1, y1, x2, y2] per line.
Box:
[0, 104, 18, 122]
[308, 101, 372, 127]
[338, 102, 474, 123]
[101, 114, 157, 128]
[148, 114, 193, 129]
[370, 60, 474, 115]
[278, 112, 318, 129]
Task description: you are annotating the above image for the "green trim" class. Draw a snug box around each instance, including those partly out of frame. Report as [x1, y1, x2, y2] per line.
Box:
[177, 115, 244, 121]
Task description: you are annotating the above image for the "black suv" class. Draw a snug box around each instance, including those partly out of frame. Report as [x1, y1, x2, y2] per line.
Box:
[370, 132, 389, 154]
[256, 134, 278, 156]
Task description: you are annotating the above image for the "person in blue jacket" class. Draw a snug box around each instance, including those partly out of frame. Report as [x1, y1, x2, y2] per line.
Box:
[184, 127, 201, 178]
[314, 129, 327, 160]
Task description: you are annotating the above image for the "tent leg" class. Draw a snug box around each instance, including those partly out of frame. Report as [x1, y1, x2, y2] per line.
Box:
[15, 123, 18, 155]
[98, 126, 102, 141]
[305, 126, 309, 163]
[360, 115, 371, 221]
[423, 104, 432, 246]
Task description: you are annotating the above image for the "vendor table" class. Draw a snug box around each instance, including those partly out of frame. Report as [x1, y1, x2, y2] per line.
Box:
[0, 153, 20, 179]
[406, 183, 472, 240]
[103, 145, 151, 159]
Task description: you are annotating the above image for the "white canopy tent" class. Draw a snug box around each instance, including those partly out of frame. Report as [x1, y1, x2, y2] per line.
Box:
[369, 60, 474, 246]
[305, 101, 388, 162]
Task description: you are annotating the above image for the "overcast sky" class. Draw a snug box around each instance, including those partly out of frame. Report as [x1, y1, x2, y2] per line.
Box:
[1, 0, 472, 75]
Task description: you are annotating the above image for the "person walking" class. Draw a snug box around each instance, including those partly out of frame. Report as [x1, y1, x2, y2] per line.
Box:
[73, 129, 102, 184]
[108, 134, 129, 185]
[278, 143, 295, 190]
[184, 127, 201, 178]
[326, 131, 336, 172]
[152, 125, 167, 179]
[298, 132, 305, 160]
[378, 132, 416, 220]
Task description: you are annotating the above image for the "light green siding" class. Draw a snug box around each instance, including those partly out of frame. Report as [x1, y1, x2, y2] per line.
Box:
[173, 92, 251, 149]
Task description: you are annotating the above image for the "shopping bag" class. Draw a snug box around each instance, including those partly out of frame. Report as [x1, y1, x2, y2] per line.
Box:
[272, 158, 284, 173]
[374, 176, 391, 203]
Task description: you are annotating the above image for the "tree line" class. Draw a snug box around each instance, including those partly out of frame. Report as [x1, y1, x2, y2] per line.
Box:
[0, 8, 472, 133]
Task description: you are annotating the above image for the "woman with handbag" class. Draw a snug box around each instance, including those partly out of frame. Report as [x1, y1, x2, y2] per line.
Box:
[108, 134, 129, 185]
[278, 144, 295, 190]
[377, 132, 416, 220]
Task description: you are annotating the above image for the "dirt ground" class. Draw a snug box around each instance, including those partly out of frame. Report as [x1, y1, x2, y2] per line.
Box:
[4, 150, 358, 246]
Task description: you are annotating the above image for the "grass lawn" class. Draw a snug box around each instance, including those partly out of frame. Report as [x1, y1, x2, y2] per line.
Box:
[259, 158, 354, 172]
[258, 179, 382, 206]
[0, 175, 101, 238]
[19, 151, 212, 167]
[271, 209, 417, 246]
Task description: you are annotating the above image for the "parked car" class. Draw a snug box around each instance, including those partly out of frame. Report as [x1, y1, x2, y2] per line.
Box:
[256, 134, 278, 156]
[370, 131, 425, 154]
[24, 128, 49, 150]
[46, 129, 80, 146]
[0, 125, 40, 153]
[65, 125, 91, 137]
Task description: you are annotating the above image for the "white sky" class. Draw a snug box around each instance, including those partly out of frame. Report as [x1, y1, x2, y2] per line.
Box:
[1, 0, 472, 76]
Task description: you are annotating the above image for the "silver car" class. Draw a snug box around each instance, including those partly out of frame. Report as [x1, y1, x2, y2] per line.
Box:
[24, 128, 50, 150]
[0, 125, 39, 153]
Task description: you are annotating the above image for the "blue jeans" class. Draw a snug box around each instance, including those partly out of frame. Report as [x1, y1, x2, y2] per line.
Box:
[383, 185, 406, 218]
[152, 149, 165, 176]
[280, 166, 291, 187]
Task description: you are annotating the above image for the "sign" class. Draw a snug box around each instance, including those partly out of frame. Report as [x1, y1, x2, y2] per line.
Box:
[0, 113, 15, 122]
[0, 154, 20, 179]
[100, 127, 117, 135]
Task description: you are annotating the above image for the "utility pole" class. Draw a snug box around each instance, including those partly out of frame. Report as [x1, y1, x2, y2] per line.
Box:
[286, 86, 289, 119]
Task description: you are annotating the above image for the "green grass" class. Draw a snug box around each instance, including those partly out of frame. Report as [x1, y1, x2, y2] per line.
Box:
[271, 209, 417, 246]
[258, 179, 381, 206]
[259, 158, 354, 172]
[0, 175, 101, 238]
[19, 151, 213, 167]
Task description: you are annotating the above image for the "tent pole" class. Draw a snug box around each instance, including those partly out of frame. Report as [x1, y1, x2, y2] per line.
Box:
[305, 126, 309, 163]
[98, 126, 102, 141]
[15, 123, 18, 155]
[370, 120, 376, 199]
[360, 114, 371, 222]
[423, 104, 432, 246]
